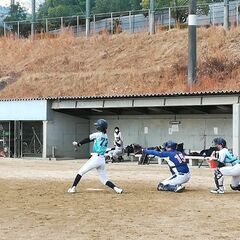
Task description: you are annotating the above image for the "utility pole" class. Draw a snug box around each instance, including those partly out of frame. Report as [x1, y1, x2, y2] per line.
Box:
[188, 0, 197, 85]
[223, 0, 229, 30]
[31, 0, 36, 39]
[149, 0, 155, 35]
[86, 0, 90, 37]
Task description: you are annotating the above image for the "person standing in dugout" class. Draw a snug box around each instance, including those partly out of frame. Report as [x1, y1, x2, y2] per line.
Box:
[68, 119, 123, 194]
[210, 137, 240, 194]
[142, 140, 190, 193]
[110, 127, 124, 162]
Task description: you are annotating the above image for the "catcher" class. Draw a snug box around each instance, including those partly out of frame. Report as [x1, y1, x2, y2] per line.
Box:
[138, 140, 190, 192]
[210, 137, 240, 194]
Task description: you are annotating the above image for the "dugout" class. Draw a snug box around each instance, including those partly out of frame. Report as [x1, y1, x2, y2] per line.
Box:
[51, 91, 240, 159]
[0, 90, 240, 159]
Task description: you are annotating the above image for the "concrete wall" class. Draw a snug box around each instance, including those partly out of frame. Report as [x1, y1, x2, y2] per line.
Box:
[47, 112, 232, 158]
[47, 111, 90, 158]
[90, 114, 232, 152]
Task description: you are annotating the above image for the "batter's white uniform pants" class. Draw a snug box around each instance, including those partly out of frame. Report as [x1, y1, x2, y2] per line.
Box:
[219, 164, 240, 186]
[162, 172, 191, 186]
[78, 154, 108, 185]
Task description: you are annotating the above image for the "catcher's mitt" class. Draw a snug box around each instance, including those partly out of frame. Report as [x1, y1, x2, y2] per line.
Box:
[132, 144, 143, 154]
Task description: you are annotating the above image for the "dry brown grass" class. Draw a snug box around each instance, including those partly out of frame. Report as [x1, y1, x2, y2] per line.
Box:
[0, 26, 240, 99]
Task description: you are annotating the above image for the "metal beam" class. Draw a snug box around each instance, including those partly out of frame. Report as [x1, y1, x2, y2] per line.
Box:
[57, 109, 90, 119]
[134, 98, 165, 107]
[165, 97, 201, 106]
[148, 107, 176, 114]
[104, 99, 133, 108]
[106, 109, 123, 115]
[133, 107, 148, 114]
[216, 105, 232, 112]
[184, 106, 209, 114]
[202, 96, 239, 105]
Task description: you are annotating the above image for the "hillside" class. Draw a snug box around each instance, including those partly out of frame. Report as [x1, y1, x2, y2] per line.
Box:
[0, 27, 240, 99]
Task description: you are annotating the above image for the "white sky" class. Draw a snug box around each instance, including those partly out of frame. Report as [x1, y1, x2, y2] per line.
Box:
[0, 0, 43, 11]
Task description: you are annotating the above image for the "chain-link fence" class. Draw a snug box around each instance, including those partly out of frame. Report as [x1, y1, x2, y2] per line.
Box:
[2, 1, 240, 38]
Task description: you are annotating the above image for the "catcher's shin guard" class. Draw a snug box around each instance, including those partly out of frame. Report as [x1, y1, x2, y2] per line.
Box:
[214, 168, 224, 190]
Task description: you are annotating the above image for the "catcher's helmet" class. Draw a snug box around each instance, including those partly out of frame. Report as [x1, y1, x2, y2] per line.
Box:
[94, 119, 108, 132]
[163, 140, 177, 150]
[213, 137, 226, 148]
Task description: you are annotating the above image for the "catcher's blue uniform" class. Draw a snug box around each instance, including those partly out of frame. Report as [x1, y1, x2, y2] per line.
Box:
[143, 149, 190, 192]
[143, 149, 189, 174]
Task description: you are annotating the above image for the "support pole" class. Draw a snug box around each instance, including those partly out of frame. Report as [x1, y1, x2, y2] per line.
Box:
[42, 121, 48, 159]
[3, 22, 6, 37]
[168, 7, 171, 30]
[110, 12, 113, 34]
[129, 11, 132, 33]
[14, 121, 17, 158]
[46, 18, 48, 32]
[61, 17, 64, 29]
[212, 5, 215, 26]
[188, 0, 197, 85]
[17, 21, 20, 38]
[224, 0, 229, 30]
[77, 16, 79, 36]
[93, 14, 96, 33]
[233, 104, 240, 158]
[149, 0, 155, 35]
[31, 0, 36, 39]
[236, 2, 239, 27]
[86, 0, 90, 37]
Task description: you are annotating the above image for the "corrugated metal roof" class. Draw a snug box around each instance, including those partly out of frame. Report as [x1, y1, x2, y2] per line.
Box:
[0, 90, 239, 101]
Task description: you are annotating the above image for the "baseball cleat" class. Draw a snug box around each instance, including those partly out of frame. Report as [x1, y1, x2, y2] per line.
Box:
[157, 183, 165, 191]
[67, 186, 76, 193]
[174, 185, 185, 193]
[230, 184, 240, 191]
[114, 187, 123, 194]
[210, 188, 224, 194]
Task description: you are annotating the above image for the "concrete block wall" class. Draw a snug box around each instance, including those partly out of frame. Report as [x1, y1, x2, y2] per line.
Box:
[47, 111, 90, 158]
[90, 114, 232, 152]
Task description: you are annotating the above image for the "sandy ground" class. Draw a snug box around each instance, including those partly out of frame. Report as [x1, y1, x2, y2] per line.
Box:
[0, 158, 240, 240]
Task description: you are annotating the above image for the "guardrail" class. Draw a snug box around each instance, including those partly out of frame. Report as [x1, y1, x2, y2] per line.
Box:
[2, 1, 239, 38]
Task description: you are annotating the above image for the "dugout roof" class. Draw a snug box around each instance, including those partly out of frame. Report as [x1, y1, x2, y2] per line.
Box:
[50, 91, 239, 118]
[0, 90, 239, 118]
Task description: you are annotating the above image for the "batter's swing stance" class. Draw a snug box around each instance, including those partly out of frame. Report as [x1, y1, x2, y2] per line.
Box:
[68, 119, 123, 194]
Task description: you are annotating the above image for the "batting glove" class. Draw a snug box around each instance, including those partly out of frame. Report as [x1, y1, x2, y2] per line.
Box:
[72, 141, 79, 147]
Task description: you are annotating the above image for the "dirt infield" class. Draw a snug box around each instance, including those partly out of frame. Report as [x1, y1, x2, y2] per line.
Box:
[0, 159, 239, 240]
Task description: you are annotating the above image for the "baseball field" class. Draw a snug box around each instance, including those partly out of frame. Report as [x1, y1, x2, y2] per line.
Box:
[0, 159, 239, 240]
